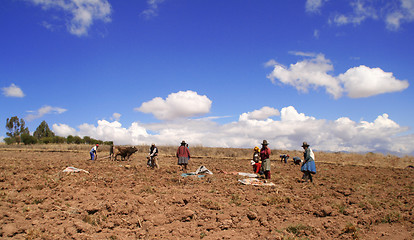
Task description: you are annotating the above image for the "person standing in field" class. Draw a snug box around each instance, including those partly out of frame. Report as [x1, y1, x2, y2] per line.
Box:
[177, 140, 190, 172]
[252, 146, 261, 174]
[109, 144, 114, 161]
[148, 143, 159, 169]
[301, 141, 316, 183]
[90, 144, 99, 160]
[260, 140, 271, 179]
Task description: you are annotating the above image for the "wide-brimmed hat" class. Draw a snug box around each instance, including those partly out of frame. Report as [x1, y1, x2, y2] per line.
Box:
[302, 141, 309, 147]
[181, 140, 186, 145]
[261, 140, 269, 145]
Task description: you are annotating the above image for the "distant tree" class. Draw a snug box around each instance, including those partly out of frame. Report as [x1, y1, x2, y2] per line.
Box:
[40, 137, 53, 144]
[73, 136, 83, 144]
[66, 135, 74, 144]
[33, 120, 55, 139]
[83, 136, 92, 144]
[21, 133, 38, 145]
[53, 136, 66, 144]
[6, 116, 29, 144]
[3, 137, 16, 145]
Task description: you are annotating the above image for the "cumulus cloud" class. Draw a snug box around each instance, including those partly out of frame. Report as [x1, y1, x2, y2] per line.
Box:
[53, 120, 149, 145]
[52, 123, 77, 136]
[338, 65, 409, 98]
[52, 105, 414, 155]
[25, 105, 67, 121]
[2, 83, 25, 98]
[266, 52, 409, 99]
[135, 90, 212, 121]
[29, 0, 112, 36]
[140, 0, 165, 20]
[267, 53, 343, 99]
[239, 107, 280, 121]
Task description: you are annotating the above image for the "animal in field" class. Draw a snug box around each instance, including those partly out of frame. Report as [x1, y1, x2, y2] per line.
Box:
[113, 146, 138, 161]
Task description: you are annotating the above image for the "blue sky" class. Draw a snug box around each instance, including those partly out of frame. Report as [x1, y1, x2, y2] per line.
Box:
[1, 0, 414, 155]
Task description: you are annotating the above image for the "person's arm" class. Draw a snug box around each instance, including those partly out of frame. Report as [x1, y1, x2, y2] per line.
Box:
[303, 149, 310, 163]
[186, 148, 190, 158]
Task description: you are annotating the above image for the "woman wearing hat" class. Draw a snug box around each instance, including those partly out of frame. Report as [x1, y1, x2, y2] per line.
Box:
[301, 142, 316, 182]
[260, 140, 271, 179]
[252, 146, 261, 174]
[176, 140, 191, 172]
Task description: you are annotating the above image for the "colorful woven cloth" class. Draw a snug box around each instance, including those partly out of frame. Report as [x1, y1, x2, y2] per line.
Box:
[238, 178, 275, 186]
[62, 166, 89, 173]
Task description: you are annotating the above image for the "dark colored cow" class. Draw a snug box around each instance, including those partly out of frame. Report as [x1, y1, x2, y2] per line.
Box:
[113, 146, 138, 161]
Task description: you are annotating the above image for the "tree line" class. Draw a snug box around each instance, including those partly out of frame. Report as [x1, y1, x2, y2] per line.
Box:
[4, 116, 112, 146]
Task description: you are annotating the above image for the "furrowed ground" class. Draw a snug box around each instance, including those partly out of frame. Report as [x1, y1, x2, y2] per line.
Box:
[0, 145, 413, 239]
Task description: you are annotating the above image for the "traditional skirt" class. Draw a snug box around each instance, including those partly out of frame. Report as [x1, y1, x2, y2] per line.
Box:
[178, 156, 189, 165]
[301, 160, 316, 174]
[261, 158, 271, 171]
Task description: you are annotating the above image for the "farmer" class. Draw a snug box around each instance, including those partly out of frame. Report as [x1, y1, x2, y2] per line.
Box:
[252, 146, 261, 174]
[176, 140, 191, 172]
[260, 140, 271, 179]
[301, 141, 316, 182]
[280, 154, 289, 164]
[293, 156, 302, 165]
[109, 144, 114, 161]
[90, 144, 99, 160]
[147, 143, 159, 169]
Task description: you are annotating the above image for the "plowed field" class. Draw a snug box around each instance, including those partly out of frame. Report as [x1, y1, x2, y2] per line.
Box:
[0, 148, 413, 239]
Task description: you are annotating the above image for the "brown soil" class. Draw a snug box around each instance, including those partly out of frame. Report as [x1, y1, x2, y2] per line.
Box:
[0, 149, 413, 239]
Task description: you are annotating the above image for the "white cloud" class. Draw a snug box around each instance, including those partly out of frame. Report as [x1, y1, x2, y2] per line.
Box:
[386, 0, 414, 30]
[140, 0, 165, 20]
[25, 105, 67, 121]
[111, 112, 121, 121]
[306, 0, 325, 13]
[135, 90, 212, 120]
[2, 83, 25, 98]
[280, 106, 314, 122]
[313, 29, 320, 39]
[267, 53, 343, 99]
[53, 120, 149, 145]
[29, 0, 112, 36]
[333, 0, 378, 26]
[266, 53, 409, 99]
[338, 65, 409, 98]
[264, 59, 279, 67]
[325, 0, 414, 30]
[52, 123, 77, 136]
[52, 106, 414, 155]
[239, 107, 280, 121]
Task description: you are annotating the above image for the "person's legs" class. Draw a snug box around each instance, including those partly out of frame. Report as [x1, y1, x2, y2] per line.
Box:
[302, 172, 308, 181]
[153, 156, 159, 169]
[265, 171, 271, 179]
[90, 152, 94, 160]
[147, 156, 152, 167]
